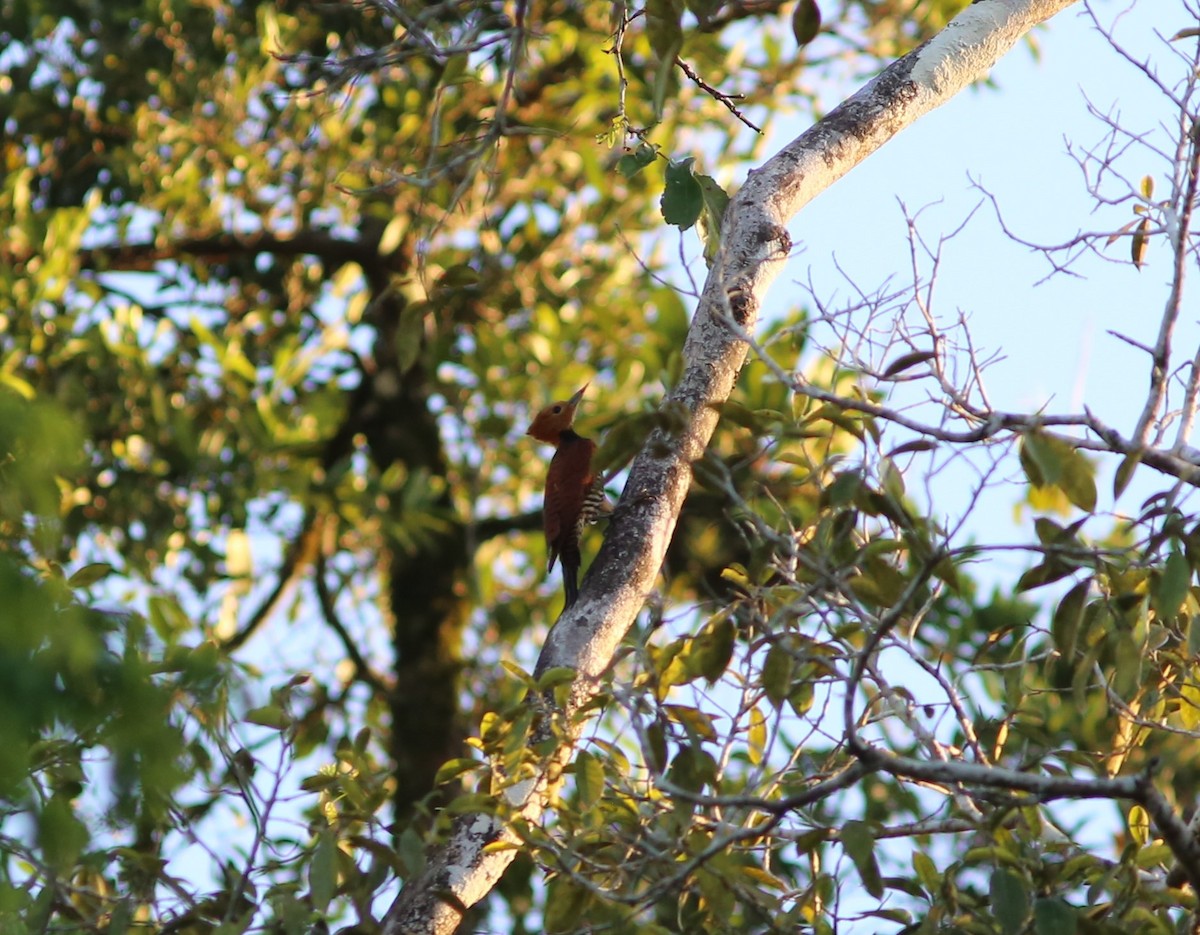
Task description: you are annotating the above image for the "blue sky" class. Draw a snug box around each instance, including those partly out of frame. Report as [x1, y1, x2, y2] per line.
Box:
[746, 1, 1196, 561]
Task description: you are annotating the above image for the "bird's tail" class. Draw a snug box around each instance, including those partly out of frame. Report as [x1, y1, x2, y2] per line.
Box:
[561, 556, 580, 608]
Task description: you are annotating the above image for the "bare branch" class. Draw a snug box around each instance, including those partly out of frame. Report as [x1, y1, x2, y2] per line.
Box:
[675, 57, 763, 134]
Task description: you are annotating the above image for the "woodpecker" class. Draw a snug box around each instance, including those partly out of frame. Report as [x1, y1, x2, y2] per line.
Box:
[527, 384, 607, 609]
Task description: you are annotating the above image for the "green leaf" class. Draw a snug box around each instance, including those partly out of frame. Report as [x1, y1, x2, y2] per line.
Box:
[664, 703, 718, 742]
[617, 154, 644, 178]
[1113, 449, 1141, 498]
[536, 666, 576, 691]
[395, 303, 425, 372]
[887, 438, 938, 457]
[1051, 579, 1090, 659]
[1059, 449, 1097, 512]
[791, 0, 822, 47]
[544, 878, 593, 934]
[309, 827, 337, 913]
[822, 469, 863, 507]
[847, 559, 910, 607]
[37, 795, 89, 870]
[912, 851, 939, 894]
[645, 0, 684, 58]
[617, 143, 658, 178]
[881, 350, 936, 378]
[433, 758, 482, 786]
[1188, 603, 1200, 659]
[990, 868, 1030, 935]
[762, 643, 795, 708]
[685, 0, 721, 25]
[1153, 550, 1191, 619]
[692, 614, 735, 682]
[1020, 431, 1096, 512]
[245, 705, 289, 729]
[574, 749, 605, 810]
[1034, 517, 1067, 545]
[651, 48, 681, 121]
[841, 820, 882, 898]
[667, 745, 716, 793]
[644, 718, 667, 772]
[661, 158, 704, 230]
[1034, 897, 1077, 934]
[646, 0, 683, 120]
[1016, 560, 1076, 593]
[695, 173, 730, 264]
[67, 562, 113, 587]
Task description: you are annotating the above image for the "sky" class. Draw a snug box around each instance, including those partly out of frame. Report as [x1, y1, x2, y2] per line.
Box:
[743, 1, 1198, 576]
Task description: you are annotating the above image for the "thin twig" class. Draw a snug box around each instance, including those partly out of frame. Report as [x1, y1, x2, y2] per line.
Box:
[675, 57, 762, 134]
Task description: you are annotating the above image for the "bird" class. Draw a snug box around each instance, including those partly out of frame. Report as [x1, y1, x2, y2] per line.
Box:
[526, 384, 607, 609]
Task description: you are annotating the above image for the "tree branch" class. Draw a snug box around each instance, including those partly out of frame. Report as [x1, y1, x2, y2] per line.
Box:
[220, 508, 327, 654]
[382, 2, 1081, 931]
[314, 551, 393, 695]
[675, 57, 762, 134]
[70, 230, 383, 274]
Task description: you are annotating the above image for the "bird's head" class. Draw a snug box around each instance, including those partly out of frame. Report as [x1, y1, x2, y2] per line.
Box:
[526, 383, 588, 443]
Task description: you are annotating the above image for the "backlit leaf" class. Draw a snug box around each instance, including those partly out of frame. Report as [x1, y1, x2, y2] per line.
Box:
[574, 750, 604, 810]
[1131, 216, 1150, 269]
[67, 562, 113, 587]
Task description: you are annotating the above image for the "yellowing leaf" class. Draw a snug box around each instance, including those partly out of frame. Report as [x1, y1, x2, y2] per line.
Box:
[1131, 216, 1150, 269]
[664, 703, 717, 741]
[1127, 804, 1150, 846]
[574, 750, 605, 810]
[67, 562, 113, 588]
[746, 707, 767, 765]
[434, 758, 482, 786]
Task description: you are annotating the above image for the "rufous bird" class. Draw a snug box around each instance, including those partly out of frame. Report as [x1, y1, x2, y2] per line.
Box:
[526, 384, 608, 609]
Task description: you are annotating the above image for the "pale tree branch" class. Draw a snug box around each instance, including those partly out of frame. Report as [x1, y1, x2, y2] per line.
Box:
[381, 2, 1082, 931]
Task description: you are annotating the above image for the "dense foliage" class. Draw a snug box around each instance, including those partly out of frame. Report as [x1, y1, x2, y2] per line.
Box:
[4, 0, 1199, 933]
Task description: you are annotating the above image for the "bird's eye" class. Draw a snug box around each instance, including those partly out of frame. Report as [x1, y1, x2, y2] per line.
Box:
[552, 405, 563, 413]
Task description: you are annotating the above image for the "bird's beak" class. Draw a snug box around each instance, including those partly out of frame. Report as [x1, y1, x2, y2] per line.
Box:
[569, 383, 589, 406]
